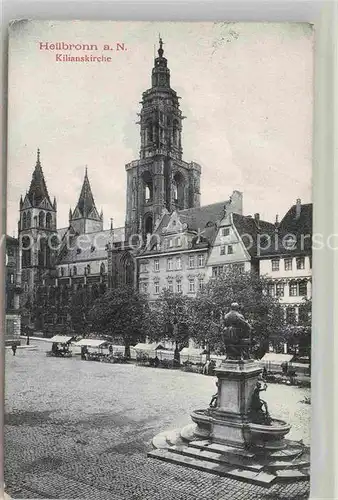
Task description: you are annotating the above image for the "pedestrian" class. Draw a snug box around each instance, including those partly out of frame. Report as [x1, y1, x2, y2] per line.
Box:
[11, 344, 17, 356]
[26, 336, 30, 346]
[203, 360, 210, 375]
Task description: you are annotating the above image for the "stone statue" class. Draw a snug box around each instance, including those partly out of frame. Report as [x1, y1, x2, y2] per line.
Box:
[249, 381, 272, 425]
[222, 303, 251, 360]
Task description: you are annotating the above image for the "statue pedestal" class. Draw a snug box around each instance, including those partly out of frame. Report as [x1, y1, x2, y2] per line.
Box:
[150, 357, 309, 487]
[210, 359, 262, 448]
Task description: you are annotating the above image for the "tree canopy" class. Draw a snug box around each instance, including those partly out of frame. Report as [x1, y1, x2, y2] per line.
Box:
[89, 285, 149, 356]
[189, 268, 285, 357]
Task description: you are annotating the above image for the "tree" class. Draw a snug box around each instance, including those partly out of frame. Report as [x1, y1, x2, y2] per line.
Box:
[148, 290, 193, 361]
[69, 287, 92, 335]
[88, 285, 149, 357]
[190, 268, 285, 358]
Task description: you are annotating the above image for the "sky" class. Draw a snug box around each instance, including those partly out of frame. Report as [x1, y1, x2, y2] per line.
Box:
[7, 21, 313, 236]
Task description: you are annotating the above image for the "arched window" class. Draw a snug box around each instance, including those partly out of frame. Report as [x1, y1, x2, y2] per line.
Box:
[21, 236, 31, 267]
[86, 264, 91, 275]
[144, 213, 153, 236]
[26, 212, 31, 228]
[46, 213, 52, 229]
[100, 262, 106, 275]
[173, 172, 185, 209]
[142, 171, 153, 203]
[173, 120, 179, 146]
[22, 212, 27, 229]
[38, 211, 45, 228]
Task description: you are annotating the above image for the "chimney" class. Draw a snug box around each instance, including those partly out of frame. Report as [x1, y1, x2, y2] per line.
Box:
[295, 198, 301, 219]
[254, 213, 260, 228]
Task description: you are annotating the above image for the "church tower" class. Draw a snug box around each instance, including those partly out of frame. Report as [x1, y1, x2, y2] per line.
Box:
[19, 149, 58, 300]
[69, 168, 103, 234]
[125, 38, 201, 241]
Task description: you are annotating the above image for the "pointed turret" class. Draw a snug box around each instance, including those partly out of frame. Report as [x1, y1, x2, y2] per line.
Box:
[27, 148, 53, 208]
[74, 167, 97, 219]
[53, 197, 57, 210]
[69, 167, 103, 234]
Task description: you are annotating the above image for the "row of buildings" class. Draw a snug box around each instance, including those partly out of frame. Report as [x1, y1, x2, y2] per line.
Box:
[5, 39, 312, 342]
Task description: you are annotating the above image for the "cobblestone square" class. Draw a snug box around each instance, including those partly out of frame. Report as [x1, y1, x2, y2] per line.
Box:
[5, 342, 310, 500]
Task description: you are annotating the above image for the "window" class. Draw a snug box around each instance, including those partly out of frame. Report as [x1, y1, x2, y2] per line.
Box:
[267, 284, 275, 297]
[221, 227, 230, 237]
[199, 278, 204, 291]
[100, 263, 106, 274]
[299, 280, 307, 296]
[188, 278, 195, 293]
[198, 254, 205, 267]
[271, 259, 280, 271]
[169, 239, 173, 248]
[220, 245, 226, 255]
[9, 274, 14, 284]
[73, 266, 77, 276]
[284, 258, 293, 271]
[154, 281, 160, 294]
[46, 213, 52, 229]
[233, 263, 245, 273]
[296, 257, 305, 270]
[176, 280, 182, 293]
[309, 255, 312, 269]
[22, 212, 27, 229]
[276, 283, 284, 297]
[154, 259, 160, 272]
[189, 255, 195, 268]
[86, 264, 91, 275]
[227, 245, 234, 255]
[176, 257, 182, 270]
[38, 211, 45, 228]
[212, 266, 219, 278]
[176, 237, 181, 247]
[140, 262, 148, 273]
[167, 280, 174, 292]
[289, 282, 298, 296]
[167, 257, 173, 271]
[60, 267, 65, 277]
[140, 282, 148, 293]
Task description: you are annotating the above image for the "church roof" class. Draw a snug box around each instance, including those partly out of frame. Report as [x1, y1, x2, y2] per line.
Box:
[72, 168, 100, 220]
[58, 228, 125, 264]
[27, 149, 53, 207]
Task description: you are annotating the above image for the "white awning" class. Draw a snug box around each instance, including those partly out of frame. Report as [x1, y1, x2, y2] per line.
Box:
[132, 343, 165, 351]
[48, 335, 74, 344]
[180, 347, 206, 356]
[74, 339, 108, 348]
[260, 353, 294, 363]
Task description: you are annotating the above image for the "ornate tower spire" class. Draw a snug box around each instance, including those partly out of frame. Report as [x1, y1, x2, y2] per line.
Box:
[27, 148, 53, 208]
[70, 168, 103, 234]
[151, 36, 170, 89]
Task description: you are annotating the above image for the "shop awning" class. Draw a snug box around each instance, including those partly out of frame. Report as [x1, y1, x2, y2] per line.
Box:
[74, 339, 108, 348]
[48, 335, 74, 344]
[132, 343, 165, 351]
[260, 353, 294, 364]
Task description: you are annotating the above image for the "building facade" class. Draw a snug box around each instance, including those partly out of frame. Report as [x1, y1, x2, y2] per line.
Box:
[5, 236, 21, 345]
[137, 192, 243, 301]
[258, 200, 312, 325]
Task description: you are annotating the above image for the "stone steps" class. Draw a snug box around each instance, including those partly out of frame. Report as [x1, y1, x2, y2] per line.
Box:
[148, 448, 277, 487]
[170, 445, 265, 472]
